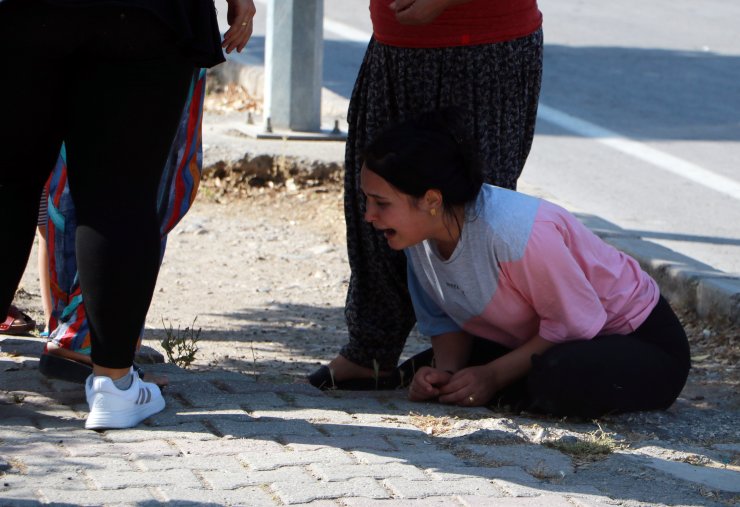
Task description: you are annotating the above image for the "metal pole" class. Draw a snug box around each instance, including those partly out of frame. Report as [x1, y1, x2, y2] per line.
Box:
[264, 0, 324, 132]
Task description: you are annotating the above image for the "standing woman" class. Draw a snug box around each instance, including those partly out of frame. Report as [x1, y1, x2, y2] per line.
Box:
[0, 0, 255, 430]
[311, 0, 544, 388]
[38, 68, 208, 387]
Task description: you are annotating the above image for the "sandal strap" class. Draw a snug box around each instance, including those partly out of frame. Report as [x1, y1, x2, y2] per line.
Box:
[0, 314, 15, 331]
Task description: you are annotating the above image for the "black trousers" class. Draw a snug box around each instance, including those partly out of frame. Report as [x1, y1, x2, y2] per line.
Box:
[0, 1, 194, 368]
[341, 33, 544, 370]
[403, 296, 691, 418]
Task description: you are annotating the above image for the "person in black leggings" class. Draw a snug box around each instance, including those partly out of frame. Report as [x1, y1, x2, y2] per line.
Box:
[0, 0, 256, 429]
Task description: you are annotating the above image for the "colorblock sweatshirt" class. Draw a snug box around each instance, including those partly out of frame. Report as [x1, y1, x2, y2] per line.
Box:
[405, 184, 659, 349]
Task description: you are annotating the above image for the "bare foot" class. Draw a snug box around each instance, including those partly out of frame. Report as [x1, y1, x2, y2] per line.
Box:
[327, 355, 393, 382]
[46, 341, 93, 365]
[45, 342, 169, 387]
[139, 372, 169, 387]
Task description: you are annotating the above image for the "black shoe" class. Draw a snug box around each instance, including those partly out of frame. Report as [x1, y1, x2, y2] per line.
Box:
[307, 365, 405, 391]
[396, 347, 435, 383]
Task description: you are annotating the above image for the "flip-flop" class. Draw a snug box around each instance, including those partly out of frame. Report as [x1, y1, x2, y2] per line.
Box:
[0, 306, 36, 335]
[307, 365, 405, 391]
[38, 352, 150, 385]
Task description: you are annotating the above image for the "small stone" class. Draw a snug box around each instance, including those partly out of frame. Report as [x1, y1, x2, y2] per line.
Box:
[556, 435, 579, 445]
[534, 427, 548, 442]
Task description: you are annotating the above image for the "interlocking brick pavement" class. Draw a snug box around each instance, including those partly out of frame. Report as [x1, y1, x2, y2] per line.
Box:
[3, 348, 737, 506]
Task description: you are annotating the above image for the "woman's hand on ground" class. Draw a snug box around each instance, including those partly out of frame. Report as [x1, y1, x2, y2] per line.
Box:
[389, 0, 467, 25]
[408, 366, 452, 401]
[222, 0, 257, 53]
[437, 364, 499, 407]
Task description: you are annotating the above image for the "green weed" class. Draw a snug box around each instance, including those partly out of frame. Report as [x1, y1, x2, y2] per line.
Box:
[161, 317, 201, 369]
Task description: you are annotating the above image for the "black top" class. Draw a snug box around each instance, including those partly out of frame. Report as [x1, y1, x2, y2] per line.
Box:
[45, 0, 226, 68]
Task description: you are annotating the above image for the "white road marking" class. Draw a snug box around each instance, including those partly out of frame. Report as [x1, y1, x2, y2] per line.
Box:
[537, 104, 740, 201]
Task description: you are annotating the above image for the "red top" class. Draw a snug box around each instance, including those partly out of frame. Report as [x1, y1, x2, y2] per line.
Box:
[370, 0, 542, 48]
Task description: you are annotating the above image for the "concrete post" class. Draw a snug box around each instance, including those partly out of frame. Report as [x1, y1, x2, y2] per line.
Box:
[264, 0, 323, 132]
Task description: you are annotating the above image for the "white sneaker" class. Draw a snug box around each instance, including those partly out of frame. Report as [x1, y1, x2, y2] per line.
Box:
[85, 368, 165, 430]
[85, 374, 95, 406]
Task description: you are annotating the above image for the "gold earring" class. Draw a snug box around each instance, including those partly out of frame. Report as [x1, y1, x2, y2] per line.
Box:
[430, 208, 437, 217]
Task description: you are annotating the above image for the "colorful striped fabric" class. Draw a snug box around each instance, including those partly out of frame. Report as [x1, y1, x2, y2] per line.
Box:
[46, 69, 207, 355]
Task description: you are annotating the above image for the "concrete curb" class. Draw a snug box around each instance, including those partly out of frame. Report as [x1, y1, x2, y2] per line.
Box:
[578, 214, 740, 325]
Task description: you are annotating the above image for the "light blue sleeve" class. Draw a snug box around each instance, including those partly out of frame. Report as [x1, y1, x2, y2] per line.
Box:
[406, 261, 461, 337]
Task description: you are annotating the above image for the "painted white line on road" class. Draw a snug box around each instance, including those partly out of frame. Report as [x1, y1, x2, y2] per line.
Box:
[538, 104, 740, 201]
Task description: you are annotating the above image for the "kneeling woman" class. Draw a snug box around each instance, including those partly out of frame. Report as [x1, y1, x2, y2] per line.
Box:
[361, 111, 690, 419]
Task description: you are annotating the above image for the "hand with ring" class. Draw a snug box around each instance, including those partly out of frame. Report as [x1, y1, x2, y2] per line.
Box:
[223, 0, 257, 54]
[437, 364, 501, 407]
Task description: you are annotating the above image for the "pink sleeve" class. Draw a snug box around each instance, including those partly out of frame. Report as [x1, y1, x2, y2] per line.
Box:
[502, 220, 607, 343]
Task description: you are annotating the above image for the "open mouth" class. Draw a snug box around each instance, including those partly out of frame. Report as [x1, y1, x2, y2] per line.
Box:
[379, 228, 397, 240]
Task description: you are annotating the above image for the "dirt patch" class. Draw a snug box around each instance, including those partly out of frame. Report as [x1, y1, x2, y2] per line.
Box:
[675, 305, 740, 411]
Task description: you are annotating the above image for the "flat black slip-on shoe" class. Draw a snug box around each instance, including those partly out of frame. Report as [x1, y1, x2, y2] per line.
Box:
[307, 365, 405, 391]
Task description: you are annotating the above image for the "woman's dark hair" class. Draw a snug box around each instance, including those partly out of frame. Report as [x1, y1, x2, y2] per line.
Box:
[362, 108, 484, 215]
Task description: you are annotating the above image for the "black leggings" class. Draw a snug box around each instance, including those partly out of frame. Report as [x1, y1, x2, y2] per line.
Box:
[403, 297, 691, 418]
[0, 2, 194, 368]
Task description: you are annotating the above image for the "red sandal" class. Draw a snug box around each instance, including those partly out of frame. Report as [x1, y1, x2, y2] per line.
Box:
[0, 305, 36, 335]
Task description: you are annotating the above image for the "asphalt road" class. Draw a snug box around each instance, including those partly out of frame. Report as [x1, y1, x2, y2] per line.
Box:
[219, 0, 740, 275]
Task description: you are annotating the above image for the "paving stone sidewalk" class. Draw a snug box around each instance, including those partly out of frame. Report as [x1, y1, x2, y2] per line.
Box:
[2, 329, 739, 506]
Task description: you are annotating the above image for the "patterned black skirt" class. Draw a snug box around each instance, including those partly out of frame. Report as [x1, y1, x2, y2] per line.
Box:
[342, 30, 544, 369]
